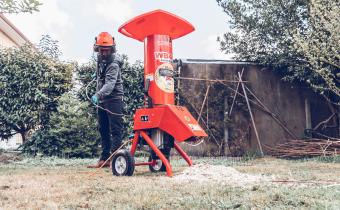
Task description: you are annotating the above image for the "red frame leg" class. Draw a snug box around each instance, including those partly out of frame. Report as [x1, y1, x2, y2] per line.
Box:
[140, 131, 173, 177]
[174, 142, 193, 166]
[135, 161, 154, 166]
[130, 131, 139, 156]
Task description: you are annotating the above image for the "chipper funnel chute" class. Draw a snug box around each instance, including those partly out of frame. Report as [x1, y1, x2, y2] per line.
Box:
[112, 9, 207, 177]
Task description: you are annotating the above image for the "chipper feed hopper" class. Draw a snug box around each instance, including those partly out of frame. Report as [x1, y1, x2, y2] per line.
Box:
[111, 9, 207, 177]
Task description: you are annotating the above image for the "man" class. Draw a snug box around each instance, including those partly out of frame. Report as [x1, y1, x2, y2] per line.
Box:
[88, 32, 124, 168]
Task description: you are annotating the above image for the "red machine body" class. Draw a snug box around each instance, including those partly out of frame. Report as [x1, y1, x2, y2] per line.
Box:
[118, 9, 207, 177]
[119, 9, 195, 105]
[133, 105, 206, 142]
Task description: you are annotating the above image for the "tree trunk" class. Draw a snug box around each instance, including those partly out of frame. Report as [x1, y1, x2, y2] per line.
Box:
[20, 131, 26, 143]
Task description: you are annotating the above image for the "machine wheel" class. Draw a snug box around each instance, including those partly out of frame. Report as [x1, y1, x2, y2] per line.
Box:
[148, 155, 169, 172]
[111, 150, 135, 176]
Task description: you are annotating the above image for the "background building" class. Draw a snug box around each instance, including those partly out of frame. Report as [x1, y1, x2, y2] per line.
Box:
[0, 14, 31, 149]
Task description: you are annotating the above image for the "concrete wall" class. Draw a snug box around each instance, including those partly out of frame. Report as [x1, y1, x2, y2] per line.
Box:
[177, 60, 337, 156]
[0, 134, 22, 150]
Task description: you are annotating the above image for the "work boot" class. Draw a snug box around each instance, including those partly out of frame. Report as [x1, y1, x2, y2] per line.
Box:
[87, 159, 110, 168]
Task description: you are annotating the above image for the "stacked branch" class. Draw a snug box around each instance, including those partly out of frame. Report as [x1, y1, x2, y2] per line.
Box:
[265, 138, 340, 158]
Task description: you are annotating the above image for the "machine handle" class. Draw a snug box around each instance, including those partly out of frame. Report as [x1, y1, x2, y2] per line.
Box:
[144, 78, 153, 108]
[144, 78, 150, 93]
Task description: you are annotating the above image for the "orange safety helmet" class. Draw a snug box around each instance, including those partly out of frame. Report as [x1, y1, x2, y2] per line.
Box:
[94, 32, 116, 53]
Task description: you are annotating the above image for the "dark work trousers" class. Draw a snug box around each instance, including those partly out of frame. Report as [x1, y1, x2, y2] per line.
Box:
[97, 98, 123, 160]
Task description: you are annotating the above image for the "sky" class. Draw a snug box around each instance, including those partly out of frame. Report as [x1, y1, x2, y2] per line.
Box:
[7, 0, 232, 63]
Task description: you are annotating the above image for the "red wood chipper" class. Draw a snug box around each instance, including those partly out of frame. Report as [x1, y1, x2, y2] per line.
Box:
[111, 9, 207, 177]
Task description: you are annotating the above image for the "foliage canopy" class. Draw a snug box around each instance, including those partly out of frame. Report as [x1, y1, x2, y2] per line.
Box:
[0, 37, 73, 142]
[217, 0, 339, 103]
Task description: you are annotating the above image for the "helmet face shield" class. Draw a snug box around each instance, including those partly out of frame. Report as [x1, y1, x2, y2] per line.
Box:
[97, 46, 114, 63]
[98, 46, 112, 56]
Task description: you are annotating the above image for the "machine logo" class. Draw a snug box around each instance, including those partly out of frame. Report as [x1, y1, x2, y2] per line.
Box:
[141, 115, 149, 122]
[154, 52, 172, 63]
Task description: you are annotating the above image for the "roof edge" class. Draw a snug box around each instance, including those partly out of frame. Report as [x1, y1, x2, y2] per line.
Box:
[0, 13, 32, 45]
[179, 58, 257, 65]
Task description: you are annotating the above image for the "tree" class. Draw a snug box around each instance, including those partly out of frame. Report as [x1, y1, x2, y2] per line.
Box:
[0, 0, 41, 14]
[37, 35, 62, 60]
[36, 35, 71, 125]
[121, 59, 145, 137]
[293, 0, 340, 98]
[21, 55, 143, 157]
[216, 0, 339, 103]
[21, 93, 100, 157]
[0, 39, 73, 142]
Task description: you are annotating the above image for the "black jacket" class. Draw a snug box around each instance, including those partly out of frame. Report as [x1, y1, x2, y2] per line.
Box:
[95, 58, 123, 102]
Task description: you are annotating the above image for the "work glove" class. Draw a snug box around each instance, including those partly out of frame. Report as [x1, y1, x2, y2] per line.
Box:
[128, 133, 135, 139]
[91, 95, 99, 105]
[91, 72, 96, 80]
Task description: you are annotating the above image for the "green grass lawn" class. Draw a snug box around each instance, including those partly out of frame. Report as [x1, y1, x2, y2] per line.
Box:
[0, 154, 339, 209]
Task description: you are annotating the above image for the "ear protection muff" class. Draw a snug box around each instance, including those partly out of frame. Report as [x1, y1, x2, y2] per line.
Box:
[93, 37, 99, 52]
[112, 40, 117, 53]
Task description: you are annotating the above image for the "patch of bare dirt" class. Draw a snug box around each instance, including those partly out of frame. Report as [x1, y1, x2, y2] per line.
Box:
[0, 153, 23, 164]
[172, 164, 272, 187]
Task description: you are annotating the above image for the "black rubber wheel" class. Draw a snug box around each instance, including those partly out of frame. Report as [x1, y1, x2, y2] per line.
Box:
[148, 155, 169, 172]
[111, 149, 135, 176]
